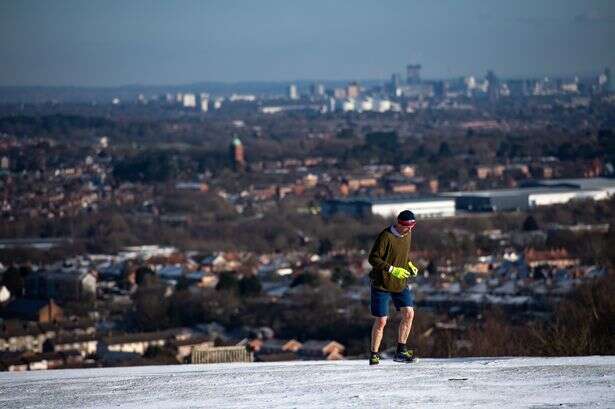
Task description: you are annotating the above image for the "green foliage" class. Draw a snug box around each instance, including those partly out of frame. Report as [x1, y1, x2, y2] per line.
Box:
[290, 272, 321, 288]
[135, 266, 156, 286]
[0, 114, 112, 134]
[336, 128, 355, 139]
[522, 215, 540, 231]
[113, 150, 187, 183]
[464, 272, 615, 357]
[238, 275, 262, 297]
[365, 131, 399, 152]
[168, 289, 202, 326]
[317, 239, 333, 255]
[331, 267, 356, 288]
[133, 283, 169, 331]
[438, 141, 452, 157]
[175, 275, 191, 291]
[598, 128, 615, 162]
[216, 272, 239, 292]
[143, 345, 164, 358]
[603, 224, 615, 268]
[530, 272, 615, 355]
[1, 266, 24, 297]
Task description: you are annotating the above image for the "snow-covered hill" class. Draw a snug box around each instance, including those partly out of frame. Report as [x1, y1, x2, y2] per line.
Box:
[1, 356, 614, 408]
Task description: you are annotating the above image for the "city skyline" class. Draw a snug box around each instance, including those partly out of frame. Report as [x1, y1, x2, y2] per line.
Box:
[1, 0, 614, 87]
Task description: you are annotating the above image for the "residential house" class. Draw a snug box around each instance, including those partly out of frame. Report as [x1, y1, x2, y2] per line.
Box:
[0, 351, 28, 371]
[0, 286, 10, 303]
[194, 322, 228, 341]
[61, 350, 84, 367]
[45, 333, 98, 357]
[400, 164, 416, 178]
[2, 299, 63, 323]
[247, 338, 263, 352]
[186, 271, 219, 288]
[255, 351, 298, 362]
[169, 336, 214, 363]
[25, 270, 96, 302]
[0, 323, 45, 352]
[98, 332, 170, 356]
[299, 340, 345, 360]
[16, 350, 85, 371]
[164, 327, 198, 341]
[34, 352, 65, 369]
[259, 339, 303, 355]
[97, 328, 195, 356]
[250, 185, 277, 201]
[346, 176, 378, 191]
[384, 174, 418, 193]
[464, 258, 494, 275]
[201, 253, 242, 273]
[24, 353, 48, 370]
[157, 265, 185, 281]
[524, 248, 580, 269]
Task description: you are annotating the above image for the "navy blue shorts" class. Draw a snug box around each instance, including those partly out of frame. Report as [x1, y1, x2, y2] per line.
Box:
[370, 286, 414, 317]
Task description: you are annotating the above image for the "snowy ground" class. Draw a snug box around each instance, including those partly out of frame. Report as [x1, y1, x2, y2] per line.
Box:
[1, 356, 614, 408]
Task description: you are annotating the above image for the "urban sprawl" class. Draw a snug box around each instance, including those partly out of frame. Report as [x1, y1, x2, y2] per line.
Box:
[0, 63, 614, 371]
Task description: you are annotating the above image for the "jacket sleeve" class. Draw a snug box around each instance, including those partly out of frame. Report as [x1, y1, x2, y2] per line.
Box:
[368, 233, 391, 273]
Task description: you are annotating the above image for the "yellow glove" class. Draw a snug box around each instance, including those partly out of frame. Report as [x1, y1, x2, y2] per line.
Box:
[407, 261, 419, 277]
[390, 266, 410, 279]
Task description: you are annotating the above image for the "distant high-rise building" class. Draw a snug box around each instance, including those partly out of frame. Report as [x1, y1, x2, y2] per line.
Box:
[199, 93, 209, 112]
[183, 93, 197, 108]
[346, 82, 360, 98]
[310, 83, 325, 98]
[391, 73, 402, 88]
[486, 70, 500, 102]
[432, 81, 445, 99]
[230, 137, 245, 171]
[465, 76, 477, 91]
[288, 84, 299, 100]
[200, 98, 209, 112]
[599, 67, 611, 92]
[406, 64, 421, 84]
[507, 79, 530, 97]
[1, 156, 9, 170]
[333, 88, 347, 99]
[389, 73, 402, 95]
[561, 80, 579, 93]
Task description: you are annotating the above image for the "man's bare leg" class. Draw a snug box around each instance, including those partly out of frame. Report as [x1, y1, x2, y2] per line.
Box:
[397, 307, 415, 344]
[371, 316, 388, 352]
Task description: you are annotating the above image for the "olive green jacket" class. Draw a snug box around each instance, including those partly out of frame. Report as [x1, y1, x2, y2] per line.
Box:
[368, 226, 412, 292]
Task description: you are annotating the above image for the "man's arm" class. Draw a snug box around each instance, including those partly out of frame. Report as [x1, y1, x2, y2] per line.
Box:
[368, 233, 393, 273]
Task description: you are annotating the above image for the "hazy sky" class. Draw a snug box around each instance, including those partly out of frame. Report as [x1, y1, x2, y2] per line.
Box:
[1, 0, 614, 86]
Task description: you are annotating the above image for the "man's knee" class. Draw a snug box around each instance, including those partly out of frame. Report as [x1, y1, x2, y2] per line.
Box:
[401, 307, 414, 321]
[374, 316, 387, 330]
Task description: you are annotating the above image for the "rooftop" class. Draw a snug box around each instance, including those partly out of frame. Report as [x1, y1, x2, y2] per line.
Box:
[327, 195, 455, 205]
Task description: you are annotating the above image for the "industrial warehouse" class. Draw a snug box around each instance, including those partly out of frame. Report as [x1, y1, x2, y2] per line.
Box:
[321, 177, 615, 219]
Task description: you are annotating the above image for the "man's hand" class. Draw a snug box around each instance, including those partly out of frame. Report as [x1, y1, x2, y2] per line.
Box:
[390, 266, 410, 279]
[407, 261, 419, 277]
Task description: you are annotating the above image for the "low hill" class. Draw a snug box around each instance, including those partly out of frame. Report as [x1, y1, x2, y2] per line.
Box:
[1, 356, 614, 408]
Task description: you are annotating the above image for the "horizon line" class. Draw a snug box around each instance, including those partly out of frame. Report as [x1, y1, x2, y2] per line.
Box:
[0, 69, 609, 90]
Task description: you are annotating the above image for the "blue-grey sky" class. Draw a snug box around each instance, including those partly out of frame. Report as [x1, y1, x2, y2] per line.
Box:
[1, 0, 614, 86]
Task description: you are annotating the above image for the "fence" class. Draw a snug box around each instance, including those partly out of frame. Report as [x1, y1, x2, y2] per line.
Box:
[190, 346, 253, 364]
